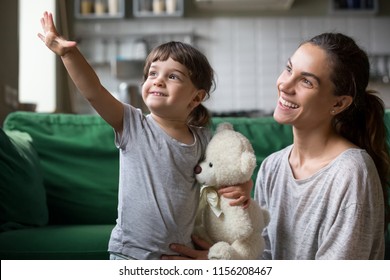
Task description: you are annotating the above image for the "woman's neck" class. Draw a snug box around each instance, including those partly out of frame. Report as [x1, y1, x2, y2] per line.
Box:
[289, 127, 356, 179]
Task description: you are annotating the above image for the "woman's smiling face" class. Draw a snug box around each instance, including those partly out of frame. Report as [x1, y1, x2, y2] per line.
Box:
[273, 43, 339, 129]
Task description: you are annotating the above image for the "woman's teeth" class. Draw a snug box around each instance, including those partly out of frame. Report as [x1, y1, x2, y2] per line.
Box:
[280, 97, 299, 109]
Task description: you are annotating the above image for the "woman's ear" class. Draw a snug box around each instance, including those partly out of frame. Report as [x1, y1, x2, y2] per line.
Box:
[331, 95, 353, 115]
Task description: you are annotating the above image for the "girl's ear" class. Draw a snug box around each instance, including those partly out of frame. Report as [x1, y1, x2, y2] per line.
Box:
[195, 89, 206, 102]
[190, 89, 206, 109]
[331, 95, 353, 115]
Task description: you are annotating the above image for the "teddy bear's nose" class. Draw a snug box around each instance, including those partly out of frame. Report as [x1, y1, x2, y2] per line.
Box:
[194, 165, 202, 174]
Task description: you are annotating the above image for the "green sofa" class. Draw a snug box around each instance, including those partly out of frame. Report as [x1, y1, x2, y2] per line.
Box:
[0, 111, 389, 260]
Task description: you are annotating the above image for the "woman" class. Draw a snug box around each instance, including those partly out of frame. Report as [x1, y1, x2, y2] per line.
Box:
[256, 32, 389, 259]
[164, 32, 389, 260]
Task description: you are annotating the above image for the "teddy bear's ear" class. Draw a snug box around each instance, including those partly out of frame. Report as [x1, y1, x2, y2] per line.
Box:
[240, 151, 257, 176]
[216, 122, 233, 133]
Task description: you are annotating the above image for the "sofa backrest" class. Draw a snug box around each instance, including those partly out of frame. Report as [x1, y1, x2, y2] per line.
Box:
[3, 112, 119, 225]
[2, 112, 293, 226]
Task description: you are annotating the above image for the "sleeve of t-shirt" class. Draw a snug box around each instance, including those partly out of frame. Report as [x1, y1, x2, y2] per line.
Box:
[314, 166, 384, 260]
[114, 103, 144, 151]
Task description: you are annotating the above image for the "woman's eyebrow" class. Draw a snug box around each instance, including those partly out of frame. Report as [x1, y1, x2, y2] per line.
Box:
[301, 71, 321, 85]
[289, 58, 321, 85]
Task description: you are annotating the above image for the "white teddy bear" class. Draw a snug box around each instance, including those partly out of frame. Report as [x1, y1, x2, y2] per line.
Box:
[194, 122, 270, 260]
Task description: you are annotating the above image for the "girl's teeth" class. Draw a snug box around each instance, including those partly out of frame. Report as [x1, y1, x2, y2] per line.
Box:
[152, 92, 166, 96]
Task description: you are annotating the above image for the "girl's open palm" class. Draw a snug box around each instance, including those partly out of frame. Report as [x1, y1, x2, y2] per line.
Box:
[38, 11, 77, 56]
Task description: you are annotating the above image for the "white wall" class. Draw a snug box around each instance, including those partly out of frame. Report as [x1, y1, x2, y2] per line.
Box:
[75, 15, 390, 115]
[19, 0, 56, 112]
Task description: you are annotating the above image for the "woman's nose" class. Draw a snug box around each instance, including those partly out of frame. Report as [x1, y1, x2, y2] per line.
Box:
[279, 82, 290, 92]
[278, 76, 294, 94]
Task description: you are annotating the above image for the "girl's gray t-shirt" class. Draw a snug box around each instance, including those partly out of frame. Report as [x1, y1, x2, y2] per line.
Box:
[108, 104, 211, 259]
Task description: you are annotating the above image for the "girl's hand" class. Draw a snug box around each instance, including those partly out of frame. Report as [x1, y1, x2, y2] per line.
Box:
[218, 180, 253, 208]
[161, 235, 210, 260]
[37, 11, 77, 56]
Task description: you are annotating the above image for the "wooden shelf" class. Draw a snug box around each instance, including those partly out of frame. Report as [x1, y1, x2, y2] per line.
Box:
[75, 0, 125, 19]
[329, 0, 378, 15]
[133, 0, 184, 18]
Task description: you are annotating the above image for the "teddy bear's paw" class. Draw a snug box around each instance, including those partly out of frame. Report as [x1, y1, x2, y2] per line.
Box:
[208, 241, 233, 260]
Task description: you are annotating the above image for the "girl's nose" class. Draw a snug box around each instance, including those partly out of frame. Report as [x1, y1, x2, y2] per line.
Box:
[153, 77, 164, 87]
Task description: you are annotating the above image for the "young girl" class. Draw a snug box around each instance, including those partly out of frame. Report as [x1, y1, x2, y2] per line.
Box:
[38, 11, 248, 260]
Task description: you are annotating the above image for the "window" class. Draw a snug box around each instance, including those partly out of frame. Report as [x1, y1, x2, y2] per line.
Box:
[18, 0, 56, 112]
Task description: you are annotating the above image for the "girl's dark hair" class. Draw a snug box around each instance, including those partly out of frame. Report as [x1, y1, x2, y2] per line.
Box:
[306, 32, 390, 227]
[143, 41, 215, 127]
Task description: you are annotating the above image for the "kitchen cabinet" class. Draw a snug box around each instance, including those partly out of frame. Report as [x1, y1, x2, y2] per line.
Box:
[329, 0, 378, 15]
[75, 0, 125, 19]
[133, 0, 184, 18]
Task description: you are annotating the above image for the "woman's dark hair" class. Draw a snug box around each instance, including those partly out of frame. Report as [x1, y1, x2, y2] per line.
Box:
[143, 41, 215, 127]
[306, 32, 390, 227]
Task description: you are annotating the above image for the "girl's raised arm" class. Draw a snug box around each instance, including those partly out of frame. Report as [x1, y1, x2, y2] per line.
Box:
[38, 11, 124, 133]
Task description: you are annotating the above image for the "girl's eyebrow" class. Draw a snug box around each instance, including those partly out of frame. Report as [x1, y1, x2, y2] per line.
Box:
[150, 64, 188, 77]
[288, 58, 321, 85]
[171, 68, 187, 76]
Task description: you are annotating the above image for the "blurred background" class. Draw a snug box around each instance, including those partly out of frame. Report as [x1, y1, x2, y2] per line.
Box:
[1, 0, 390, 124]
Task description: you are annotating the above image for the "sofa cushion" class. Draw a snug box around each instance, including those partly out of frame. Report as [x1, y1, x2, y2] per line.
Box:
[3, 112, 119, 225]
[0, 129, 48, 231]
[0, 224, 113, 260]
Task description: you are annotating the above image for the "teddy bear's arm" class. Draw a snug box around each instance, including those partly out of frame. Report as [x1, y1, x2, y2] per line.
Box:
[220, 198, 254, 240]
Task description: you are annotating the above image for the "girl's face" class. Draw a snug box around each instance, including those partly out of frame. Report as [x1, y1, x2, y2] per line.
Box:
[274, 43, 340, 130]
[142, 57, 204, 121]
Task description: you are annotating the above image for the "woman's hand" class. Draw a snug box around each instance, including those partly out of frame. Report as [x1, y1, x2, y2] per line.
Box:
[218, 180, 253, 208]
[161, 235, 211, 260]
[37, 11, 77, 56]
